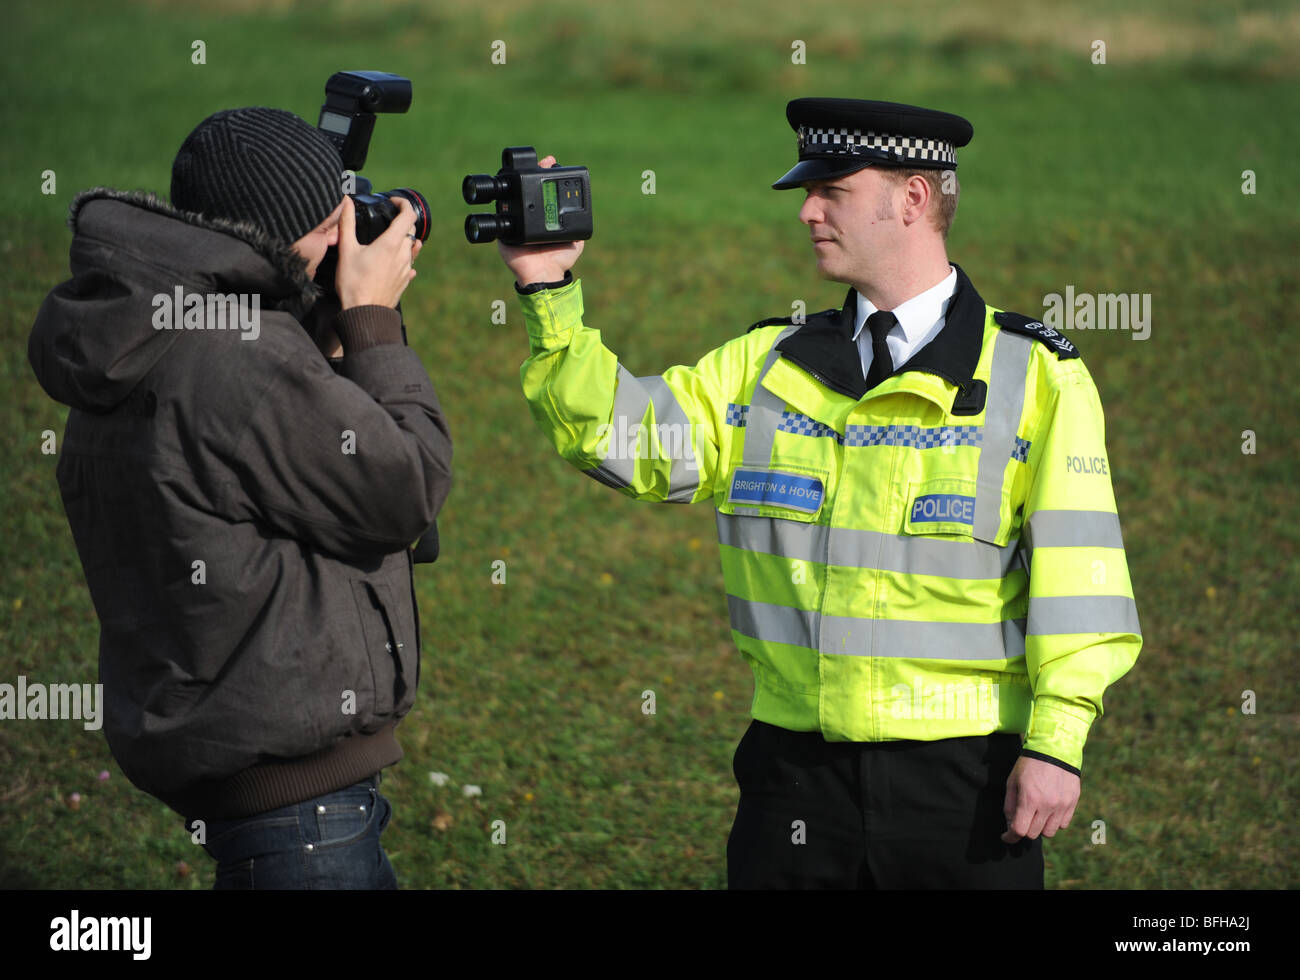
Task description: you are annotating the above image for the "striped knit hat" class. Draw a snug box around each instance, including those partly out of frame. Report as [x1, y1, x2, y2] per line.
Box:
[170, 107, 344, 244]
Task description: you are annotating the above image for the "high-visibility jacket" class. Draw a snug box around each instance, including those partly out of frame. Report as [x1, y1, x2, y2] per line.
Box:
[516, 264, 1141, 772]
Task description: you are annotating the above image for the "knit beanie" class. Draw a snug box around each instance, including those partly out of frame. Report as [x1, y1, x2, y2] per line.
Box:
[170, 107, 344, 245]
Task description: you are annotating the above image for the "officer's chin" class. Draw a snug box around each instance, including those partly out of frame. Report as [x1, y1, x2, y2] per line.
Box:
[812, 259, 843, 284]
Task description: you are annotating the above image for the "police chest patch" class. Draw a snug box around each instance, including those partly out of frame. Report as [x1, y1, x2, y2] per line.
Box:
[994, 312, 1080, 359]
[727, 468, 825, 513]
[909, 493, 975, 525]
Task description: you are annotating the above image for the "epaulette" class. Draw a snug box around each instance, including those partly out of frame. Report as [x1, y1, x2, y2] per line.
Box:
[993, 311, 1080, 359]
[747, 308, 838, 334]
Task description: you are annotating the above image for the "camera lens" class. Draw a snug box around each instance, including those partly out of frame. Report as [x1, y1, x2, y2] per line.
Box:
[465, 213, 498, 244]
[462, 174, 504, 205]
[465, 213, 520, 244]
[386, 189, 431, 243]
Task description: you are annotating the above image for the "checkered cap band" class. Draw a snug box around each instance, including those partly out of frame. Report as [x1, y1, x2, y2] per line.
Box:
[797, 126, 957, 167]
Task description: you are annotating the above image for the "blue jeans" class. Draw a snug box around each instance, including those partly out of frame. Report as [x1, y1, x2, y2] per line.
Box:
[194, 774, 398, 889]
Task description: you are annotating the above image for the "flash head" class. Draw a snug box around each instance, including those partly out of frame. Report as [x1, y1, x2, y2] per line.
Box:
[318, 71, 413, 172]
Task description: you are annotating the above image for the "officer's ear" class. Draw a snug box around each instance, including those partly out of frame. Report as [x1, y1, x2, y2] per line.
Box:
[899, 174, 933, 228]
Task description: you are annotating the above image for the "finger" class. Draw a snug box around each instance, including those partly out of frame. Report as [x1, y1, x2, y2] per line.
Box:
[387, 197, 418, 237]
[1002, 779, 1018, 827]
[1006, 793, 1036, 839]
[1026, 810, 1050, 840]
[1041, 812, 1065, 838]
[338, 196, 356, 249]
[539, 155, 557, 169]
[1001, 776, 1022, 844]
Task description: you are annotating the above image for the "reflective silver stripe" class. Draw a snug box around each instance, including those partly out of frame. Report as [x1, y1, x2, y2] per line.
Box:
[641, 375, 699, 502]
[593, 366, 699, 501]
[585, 463, 630, 491]
[727, 594, 817, 649]
[716, 511, 1019, 579]
[1027, 595, 1141, 636]
[1026, 510, 1125, 550]
[727, 595, 1027, 660]
[973, 332, 1032, 541]
[742, 326, 800, 467]
[598, 365, 647, 487]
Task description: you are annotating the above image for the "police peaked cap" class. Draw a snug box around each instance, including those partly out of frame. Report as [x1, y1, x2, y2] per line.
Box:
[773, 98, 974, 189]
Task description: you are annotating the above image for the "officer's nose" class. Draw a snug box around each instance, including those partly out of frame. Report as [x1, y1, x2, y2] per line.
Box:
[798, 191, 822, 227]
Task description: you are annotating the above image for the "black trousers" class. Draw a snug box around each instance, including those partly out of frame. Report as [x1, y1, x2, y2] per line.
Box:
[727, 721, 1043, 889]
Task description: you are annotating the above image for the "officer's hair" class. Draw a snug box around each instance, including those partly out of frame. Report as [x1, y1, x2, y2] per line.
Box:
[878, 167, 959, 240]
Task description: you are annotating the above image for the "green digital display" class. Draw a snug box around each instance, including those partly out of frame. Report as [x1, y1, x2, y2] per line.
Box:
[543, 180, 560, 231]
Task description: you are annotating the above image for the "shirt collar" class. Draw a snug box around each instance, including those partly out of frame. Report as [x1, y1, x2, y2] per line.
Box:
[773, 263, 986, 401]
[852, 265, 957, 345]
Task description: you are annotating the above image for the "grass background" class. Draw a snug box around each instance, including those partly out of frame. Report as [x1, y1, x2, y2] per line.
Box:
[0, 0, 1296, 889]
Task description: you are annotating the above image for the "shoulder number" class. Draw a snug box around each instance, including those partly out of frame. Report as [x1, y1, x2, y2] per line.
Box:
[994, 311, 1080, 359]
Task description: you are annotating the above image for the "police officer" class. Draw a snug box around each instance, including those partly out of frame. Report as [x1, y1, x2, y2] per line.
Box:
[495, 99, 1142, 888]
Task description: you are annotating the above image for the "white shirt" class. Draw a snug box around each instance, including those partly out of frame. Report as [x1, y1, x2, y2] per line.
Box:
[852, 265, 958, 381]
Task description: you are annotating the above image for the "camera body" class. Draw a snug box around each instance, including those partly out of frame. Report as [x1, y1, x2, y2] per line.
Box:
[462, 147, 592, 245]
[316, 71, 430, 247]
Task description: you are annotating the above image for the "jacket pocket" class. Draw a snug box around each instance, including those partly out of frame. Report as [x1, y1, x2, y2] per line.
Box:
[350, 580, 407, 721]
[901, 477, 1009, 546]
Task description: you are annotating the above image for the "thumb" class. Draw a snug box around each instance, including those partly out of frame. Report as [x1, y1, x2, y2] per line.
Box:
[1001, 773, 1022, 843]
[338, 195, 356, 250]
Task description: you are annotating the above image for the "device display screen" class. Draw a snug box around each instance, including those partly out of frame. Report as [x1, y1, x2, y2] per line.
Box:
[543, 180, 560, 231]
[319, 110, 351, 135]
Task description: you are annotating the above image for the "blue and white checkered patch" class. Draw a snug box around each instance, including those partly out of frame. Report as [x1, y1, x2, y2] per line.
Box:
[778, 411, 840, 440]
[725, 406, 1029, 461]
[842, 424, 983, 449]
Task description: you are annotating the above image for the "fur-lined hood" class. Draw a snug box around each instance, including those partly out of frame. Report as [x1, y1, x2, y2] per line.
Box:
[30, 187, 324, 412]
[65, 186, 323, 311]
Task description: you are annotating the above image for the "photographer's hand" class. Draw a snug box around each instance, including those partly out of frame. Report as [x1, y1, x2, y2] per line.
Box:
[497, 155, 584, 286]
[336, 195, 422, 310]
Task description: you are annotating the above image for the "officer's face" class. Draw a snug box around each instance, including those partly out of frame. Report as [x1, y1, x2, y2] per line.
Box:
[798, 167, 899, 284]
[291, 200, 345, 281]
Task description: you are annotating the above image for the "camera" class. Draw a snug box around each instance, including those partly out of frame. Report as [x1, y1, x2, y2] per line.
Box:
[316, 70, 430, 248]
[314, 71, 438, 565]
[462, 147, 592, 245]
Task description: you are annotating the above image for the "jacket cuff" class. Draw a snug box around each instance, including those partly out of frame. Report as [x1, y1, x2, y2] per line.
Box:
[1021, 696, 1095, 772]
[335, 305, 404, 353]
[1019, 749, 1081, 777]
[516, 277, 584, 352]
[514, 270, 574, 295]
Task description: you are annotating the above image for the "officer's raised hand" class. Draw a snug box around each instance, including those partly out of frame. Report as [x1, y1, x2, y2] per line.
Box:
[497, 154, 584, 287]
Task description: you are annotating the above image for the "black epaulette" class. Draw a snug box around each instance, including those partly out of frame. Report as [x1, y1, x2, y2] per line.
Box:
[746, 308, 837, 333]
[993, 311, 1080, 359]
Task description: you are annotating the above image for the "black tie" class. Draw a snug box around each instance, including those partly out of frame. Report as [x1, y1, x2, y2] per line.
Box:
[864, 310, 898, 390]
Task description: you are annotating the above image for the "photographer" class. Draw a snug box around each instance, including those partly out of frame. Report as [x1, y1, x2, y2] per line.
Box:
[28, 107, 452, 889]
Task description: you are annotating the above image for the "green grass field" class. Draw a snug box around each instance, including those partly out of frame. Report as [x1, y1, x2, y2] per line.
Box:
[1, 0, 1296, 889]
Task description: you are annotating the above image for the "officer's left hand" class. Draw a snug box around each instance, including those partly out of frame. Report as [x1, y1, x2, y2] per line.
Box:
[1001, 756, 1080, 843]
